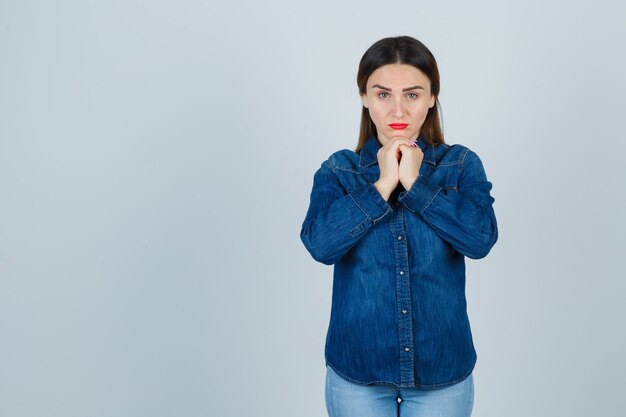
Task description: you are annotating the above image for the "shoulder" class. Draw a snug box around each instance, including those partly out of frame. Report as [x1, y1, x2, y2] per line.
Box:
[324, 148, 361, 172]
[435, 142, 481, 168]
[441, 142, 491, 181]
[311, 148, 359, 181]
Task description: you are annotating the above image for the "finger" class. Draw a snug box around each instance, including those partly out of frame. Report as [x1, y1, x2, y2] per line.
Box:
[389, 137, 415, 150]
[399, 142, 419, 150]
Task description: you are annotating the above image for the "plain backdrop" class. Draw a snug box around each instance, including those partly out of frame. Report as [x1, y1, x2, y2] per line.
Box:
[1, 1, 625, 416]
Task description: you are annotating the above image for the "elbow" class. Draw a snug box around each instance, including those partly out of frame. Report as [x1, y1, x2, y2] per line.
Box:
[310, 251, 337, 266]
[300, 226, 337, 265]
[465, 246, 492, 260]
[465, 219, 498, 260]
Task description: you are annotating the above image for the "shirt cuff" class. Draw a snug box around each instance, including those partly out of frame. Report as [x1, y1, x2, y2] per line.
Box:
[349, 182, 393, 223]
[398, 175, 442, 213]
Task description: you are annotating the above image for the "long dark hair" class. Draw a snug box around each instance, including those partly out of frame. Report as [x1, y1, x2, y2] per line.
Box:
[355, 36, 445, 152]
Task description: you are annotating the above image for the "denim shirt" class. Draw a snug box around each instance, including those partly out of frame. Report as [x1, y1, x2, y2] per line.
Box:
[300, 133, 498, 389]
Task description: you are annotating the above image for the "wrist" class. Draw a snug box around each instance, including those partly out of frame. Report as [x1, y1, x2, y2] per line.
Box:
[402, 175, 419, 191]
[373, 180, 393, 201]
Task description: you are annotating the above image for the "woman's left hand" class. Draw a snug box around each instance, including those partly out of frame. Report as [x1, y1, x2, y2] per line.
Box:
[398, 143, 424, 191]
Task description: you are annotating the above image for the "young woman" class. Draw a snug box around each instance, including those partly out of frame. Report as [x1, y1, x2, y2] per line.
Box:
[300, 36, 498, 417]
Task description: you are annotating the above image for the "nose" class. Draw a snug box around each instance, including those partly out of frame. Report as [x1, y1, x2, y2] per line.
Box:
[392, 97, 404, 118]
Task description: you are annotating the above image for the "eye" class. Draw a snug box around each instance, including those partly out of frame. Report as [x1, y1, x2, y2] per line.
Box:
[407, 93, 418, 99]
[377, 92, 389, 99]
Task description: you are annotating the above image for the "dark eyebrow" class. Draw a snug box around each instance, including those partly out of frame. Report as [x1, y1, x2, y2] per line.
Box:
[371, 84, 425, 92]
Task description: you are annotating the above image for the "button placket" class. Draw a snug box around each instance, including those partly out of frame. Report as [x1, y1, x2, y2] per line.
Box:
[390, 207, 415, 386]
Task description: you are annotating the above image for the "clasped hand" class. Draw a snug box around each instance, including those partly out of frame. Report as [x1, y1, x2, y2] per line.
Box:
[375, 137, 424, 197]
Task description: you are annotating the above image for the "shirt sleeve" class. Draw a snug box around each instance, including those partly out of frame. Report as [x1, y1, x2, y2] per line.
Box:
[300, 158, 393, 265]
[397, 149, 498, 259]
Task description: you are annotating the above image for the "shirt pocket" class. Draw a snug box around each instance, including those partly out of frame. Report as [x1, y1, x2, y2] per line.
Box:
[433, 144, 467, 191]
[421, 161, 461, 191]
[336, 165, 380, 193]
[441, 166, 461, 191]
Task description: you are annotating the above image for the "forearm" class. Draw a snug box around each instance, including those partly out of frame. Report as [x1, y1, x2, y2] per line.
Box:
[398, 174, 498, 259]
[373, 179, 394, 201]
[301, 182, 392, 265]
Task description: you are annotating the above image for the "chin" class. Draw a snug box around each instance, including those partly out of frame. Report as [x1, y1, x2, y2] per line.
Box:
[389, 131, 416, 140]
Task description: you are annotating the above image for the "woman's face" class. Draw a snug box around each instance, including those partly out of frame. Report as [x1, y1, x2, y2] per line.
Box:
[361, 63, 436, 146]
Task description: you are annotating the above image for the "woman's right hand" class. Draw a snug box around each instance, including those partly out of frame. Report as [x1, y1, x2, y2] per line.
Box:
[373, 137, 416, 201]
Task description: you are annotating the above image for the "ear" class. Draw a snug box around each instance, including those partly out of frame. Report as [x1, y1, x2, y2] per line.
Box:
[361, 93, 368, 109]
[429, 94, 436, 108]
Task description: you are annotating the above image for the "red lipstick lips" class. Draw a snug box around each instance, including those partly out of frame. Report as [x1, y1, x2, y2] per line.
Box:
[388, 123, 409, 129]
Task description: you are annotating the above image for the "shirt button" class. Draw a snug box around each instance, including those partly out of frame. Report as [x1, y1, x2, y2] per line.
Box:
[399, 271, 404, 275]
[404, 347, 410, 352]
[402, 309, 407, 314]
[397, 235, 403, 240]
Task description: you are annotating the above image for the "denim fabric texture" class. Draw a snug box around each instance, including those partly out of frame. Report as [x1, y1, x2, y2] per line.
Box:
[300, 133, 498, 389]
[325, 364, 474, 417]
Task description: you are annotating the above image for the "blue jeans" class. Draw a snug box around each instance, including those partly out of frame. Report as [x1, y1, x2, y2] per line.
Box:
[325, 365, 474, 417]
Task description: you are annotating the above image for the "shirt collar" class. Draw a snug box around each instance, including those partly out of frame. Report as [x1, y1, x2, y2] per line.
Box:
[359, 133, 437, 168]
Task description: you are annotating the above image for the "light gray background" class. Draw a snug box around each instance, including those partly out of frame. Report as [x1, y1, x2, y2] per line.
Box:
[1, 1, 625, 416]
